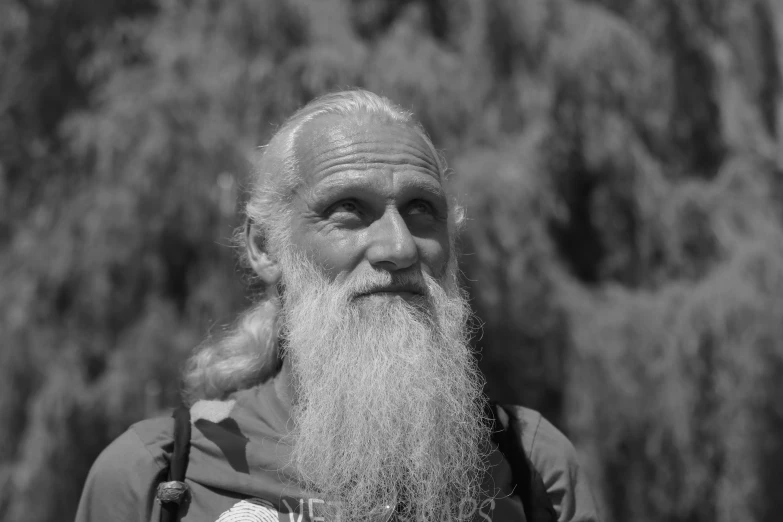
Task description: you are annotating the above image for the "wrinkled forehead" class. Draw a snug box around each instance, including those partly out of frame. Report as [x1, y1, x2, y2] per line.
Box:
[293, 113, 443, 186]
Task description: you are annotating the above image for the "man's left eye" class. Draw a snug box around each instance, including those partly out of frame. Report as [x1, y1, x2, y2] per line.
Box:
[407, 200, 434, 216]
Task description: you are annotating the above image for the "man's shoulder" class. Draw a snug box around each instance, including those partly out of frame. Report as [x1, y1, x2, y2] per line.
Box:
[75, 415, 174, 522]
[88, 415, 174, 487]
[128, 414, 177, 464]
[502, 406, 578, 466]
[501, 405, 601, 522]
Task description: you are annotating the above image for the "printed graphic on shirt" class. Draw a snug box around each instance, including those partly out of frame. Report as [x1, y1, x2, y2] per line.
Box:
[214, 496, 503, 522]
[216, 498, 280, 522]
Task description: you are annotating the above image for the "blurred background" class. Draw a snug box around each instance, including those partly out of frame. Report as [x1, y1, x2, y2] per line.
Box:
[2, 0, 783, 521]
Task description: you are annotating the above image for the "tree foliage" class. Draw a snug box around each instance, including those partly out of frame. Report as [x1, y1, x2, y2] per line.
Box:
[2, 1, 783, 521]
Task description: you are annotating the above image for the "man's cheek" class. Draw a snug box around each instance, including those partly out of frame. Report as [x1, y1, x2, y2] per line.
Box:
[310, 241, 360, 280]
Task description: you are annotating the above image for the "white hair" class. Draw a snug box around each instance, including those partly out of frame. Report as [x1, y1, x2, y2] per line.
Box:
[181, 89, 462, 404]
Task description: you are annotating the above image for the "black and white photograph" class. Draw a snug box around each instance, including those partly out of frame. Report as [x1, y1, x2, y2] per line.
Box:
[2, 1, 782, 521]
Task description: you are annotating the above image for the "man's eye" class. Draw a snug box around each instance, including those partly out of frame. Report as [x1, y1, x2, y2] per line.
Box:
[330, 200, 361, 215]
[407, 200, 435, 216]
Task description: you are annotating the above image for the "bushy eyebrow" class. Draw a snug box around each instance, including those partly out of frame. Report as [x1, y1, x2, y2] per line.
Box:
[306, 168, 447, 201]
[307, 174, 447, 205]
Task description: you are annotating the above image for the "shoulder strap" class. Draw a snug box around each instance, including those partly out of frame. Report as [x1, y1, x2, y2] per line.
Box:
[487, 401, 558, 522]
[159, 406, 192, 522]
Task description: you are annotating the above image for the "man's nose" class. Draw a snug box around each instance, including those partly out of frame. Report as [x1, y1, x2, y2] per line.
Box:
[366, 209, 418, 271]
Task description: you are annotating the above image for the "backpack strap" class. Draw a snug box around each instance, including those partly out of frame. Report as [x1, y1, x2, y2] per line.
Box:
[157, 406, 192, 522]
[487, 401, 558, 522]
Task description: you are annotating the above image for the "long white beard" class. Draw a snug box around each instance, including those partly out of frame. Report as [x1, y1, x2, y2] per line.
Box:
[278, 251, 490, 521]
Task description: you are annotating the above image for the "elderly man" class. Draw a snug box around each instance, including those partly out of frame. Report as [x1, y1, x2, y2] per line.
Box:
[76, 90, 600, 522]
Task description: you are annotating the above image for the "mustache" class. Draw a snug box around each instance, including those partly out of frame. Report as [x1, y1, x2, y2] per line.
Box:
[347, 269, 430, 299]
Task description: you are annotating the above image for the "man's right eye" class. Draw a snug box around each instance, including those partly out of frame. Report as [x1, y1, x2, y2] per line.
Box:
[327, 200, 364, 222]
[332, 201, 359, 214]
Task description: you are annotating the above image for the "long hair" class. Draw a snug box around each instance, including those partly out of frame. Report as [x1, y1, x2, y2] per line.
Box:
[181, 89, 459, 404]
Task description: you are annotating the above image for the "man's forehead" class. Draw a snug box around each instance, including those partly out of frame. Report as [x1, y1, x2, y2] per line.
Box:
[293, 114, 442, 185]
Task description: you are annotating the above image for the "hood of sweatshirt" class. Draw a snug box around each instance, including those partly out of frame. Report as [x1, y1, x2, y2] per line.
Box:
[133, 379, 525, 522]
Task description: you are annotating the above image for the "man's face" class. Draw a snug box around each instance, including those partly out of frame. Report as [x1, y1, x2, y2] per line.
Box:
[286, 114, 451, 298]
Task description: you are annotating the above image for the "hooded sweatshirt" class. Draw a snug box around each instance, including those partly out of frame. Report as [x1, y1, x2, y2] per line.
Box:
[75, 379, 600, 522]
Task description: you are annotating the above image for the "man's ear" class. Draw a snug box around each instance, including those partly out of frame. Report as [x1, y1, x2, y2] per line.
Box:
[245, 219, 282, 286]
